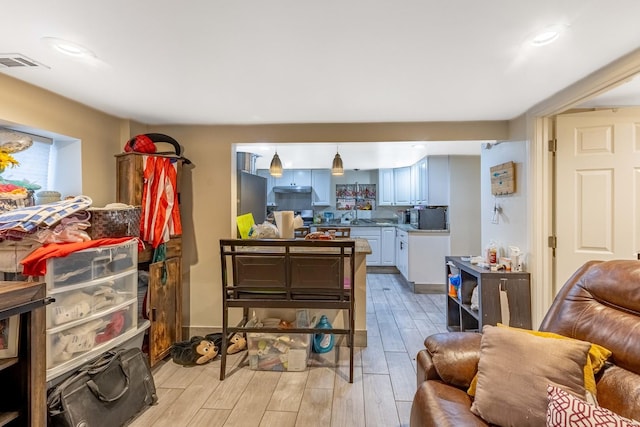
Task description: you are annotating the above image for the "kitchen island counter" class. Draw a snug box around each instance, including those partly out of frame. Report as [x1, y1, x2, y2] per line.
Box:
[230, 238, 371, 346]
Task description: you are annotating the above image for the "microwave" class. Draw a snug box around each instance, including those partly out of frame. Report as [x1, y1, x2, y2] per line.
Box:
[410, 206, 448, 230]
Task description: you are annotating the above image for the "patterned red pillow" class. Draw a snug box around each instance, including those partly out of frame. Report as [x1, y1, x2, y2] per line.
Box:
[547, 385, 640, 427]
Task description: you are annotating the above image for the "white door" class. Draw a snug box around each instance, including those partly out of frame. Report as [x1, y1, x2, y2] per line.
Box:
[555, 108, 640, 288]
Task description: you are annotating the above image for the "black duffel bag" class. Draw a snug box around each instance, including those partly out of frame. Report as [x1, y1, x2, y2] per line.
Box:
[47, 348, 158, 427]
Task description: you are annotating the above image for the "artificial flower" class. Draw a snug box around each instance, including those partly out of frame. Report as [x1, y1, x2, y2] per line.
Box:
[0, 150, 19, 172]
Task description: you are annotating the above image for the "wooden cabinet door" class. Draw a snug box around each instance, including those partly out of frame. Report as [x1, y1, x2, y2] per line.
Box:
[148, 257, 182, 366]
[116, 153, 144, 205]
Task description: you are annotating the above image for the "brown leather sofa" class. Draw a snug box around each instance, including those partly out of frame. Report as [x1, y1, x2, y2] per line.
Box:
[410, 260, 640, 426]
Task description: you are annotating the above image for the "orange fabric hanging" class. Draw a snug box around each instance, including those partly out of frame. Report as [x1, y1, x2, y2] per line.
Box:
[140, 156, 182, 248]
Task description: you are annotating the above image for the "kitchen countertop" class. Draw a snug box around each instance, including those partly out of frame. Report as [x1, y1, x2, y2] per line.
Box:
[310, 221, 450, 234]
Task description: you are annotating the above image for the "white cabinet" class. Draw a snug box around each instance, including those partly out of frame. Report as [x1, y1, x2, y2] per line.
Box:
[311, 169, 331, 206]
[351, 227, 381, 266]
[395, 229, 450, 285]
[380, 227, 396, 266]
[408, 233, 450, 285]
[396, 229, 409, 279]
[379, 167, 412, 206]
[415, 158, 428, 204]
[257, 169, 276, 206]
[378, 169, 395, 206]
[276, 169, 311, 187]
[393, 167, 412, 205]
[427, 156, 449, 206]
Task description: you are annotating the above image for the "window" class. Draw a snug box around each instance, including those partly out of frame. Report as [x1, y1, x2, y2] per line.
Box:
[5, 138, 52, 190]
[0, 127, 81, 197]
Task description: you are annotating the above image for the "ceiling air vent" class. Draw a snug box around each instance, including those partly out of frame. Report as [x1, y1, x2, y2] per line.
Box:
[0, 54, 47, 69]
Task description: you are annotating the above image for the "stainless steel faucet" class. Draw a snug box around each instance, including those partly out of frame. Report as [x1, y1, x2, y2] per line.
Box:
[341, 210, 355, 220]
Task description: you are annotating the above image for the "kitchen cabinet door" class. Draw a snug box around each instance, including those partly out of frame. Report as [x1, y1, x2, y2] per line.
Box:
[277, 169, 311, 186]
[381, 227, 396, 266]
[416, 158, 428, 204]
[378, 169, 395, 206]
[396, 229, 409, 279]
[394, 167, 412, 205]
[311, 169, 331, 206]
[351, 227, 381, 266]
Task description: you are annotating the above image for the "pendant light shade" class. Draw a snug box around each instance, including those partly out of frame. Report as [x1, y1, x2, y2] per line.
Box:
[269, 151, 283, 177]
[331, 149, 344, 176]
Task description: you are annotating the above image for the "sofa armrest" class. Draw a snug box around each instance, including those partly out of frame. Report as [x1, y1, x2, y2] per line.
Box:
[419, 332, 482, 390]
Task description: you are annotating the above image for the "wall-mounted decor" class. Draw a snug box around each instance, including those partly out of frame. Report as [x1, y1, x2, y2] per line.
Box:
[490, 161, 515, 195]
[0, 315, 19, 359]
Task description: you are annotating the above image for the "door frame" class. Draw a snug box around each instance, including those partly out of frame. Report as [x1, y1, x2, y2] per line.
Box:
[527, 47, 640, 327]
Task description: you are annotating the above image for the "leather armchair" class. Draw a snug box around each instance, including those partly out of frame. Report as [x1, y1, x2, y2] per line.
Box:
[410, 260, 640, 426]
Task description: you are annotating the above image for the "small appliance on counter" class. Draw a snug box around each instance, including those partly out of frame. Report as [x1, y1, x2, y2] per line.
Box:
[397, 209, 411, 224]
[323, 212, 334, 223]
[410, 206, 448, 230]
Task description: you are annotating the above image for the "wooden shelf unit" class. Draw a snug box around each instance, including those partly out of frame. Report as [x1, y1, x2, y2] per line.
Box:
[0, 281, 47, 427]
[116, 153, 184, 367]
[445, 256, 531, 332]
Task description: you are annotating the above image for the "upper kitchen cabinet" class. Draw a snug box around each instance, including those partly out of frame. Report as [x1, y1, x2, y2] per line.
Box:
[311, 169, 331, 206]
[378, 168, 395, 206]
[428, 156, 450, 206]
[411, 158, 428, 205]
[379, 166, 414, 206]
[256, 169, 276, 206]
[393, 167, 412, 205]
[275, 169, 311, 187]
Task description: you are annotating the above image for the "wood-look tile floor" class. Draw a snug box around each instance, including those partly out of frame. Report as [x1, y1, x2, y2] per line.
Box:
[129, 273, 447, 427]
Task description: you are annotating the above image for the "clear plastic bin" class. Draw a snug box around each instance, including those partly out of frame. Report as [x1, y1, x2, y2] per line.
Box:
[45, 239, 137, 289]
[46, 270, 137, 328]
[46, 300, 137, 370]
[247, 332, 311, 372]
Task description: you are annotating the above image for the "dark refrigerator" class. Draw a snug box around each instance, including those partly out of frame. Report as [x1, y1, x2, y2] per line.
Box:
[237, 171, 267, 224]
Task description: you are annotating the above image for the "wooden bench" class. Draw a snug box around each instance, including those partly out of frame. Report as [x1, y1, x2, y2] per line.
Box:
[219, 239, 356, 382]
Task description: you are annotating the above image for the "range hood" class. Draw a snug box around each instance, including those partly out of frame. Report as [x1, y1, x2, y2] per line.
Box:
[273, 186, 312, 193]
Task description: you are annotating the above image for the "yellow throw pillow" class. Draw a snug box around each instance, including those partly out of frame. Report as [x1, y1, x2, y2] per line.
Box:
[467, 324, 611, 398]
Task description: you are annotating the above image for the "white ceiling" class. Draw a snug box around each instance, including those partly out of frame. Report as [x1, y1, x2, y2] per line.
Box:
[237, 140, 487, 170]
[2, 1, 640, 168]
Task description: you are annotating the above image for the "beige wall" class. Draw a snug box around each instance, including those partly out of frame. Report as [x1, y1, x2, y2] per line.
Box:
[0, 73, 512, 330]
[0, 74, 125, 205]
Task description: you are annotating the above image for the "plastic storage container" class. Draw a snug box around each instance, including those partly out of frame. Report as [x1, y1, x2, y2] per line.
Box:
[247, 332, 311, 371]
[46, 300, 137, 370]
[45, 239, 140, 383]
[45, 239, 137, 289]
[46, 270, 137, 328]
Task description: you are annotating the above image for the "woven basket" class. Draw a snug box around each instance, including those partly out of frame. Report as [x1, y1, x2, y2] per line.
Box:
[87, 206, 141, 239]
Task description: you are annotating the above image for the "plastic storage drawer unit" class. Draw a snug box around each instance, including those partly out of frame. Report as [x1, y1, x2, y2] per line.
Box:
[46, 300, 137, 371]
[45, 239, 137, 289]
[46, 270, 137, 328]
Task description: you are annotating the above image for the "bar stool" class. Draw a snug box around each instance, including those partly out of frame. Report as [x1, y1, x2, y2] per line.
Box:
[317, 226, 351, 238]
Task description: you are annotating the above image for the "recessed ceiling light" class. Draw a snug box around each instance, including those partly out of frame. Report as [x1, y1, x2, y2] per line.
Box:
[42, 37, 96, 59]
[530, 24, 568, 47]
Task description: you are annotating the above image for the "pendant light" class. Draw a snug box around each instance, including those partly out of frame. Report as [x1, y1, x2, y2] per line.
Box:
[269, 149, 283, 177]
[331, 146, 344, 176]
